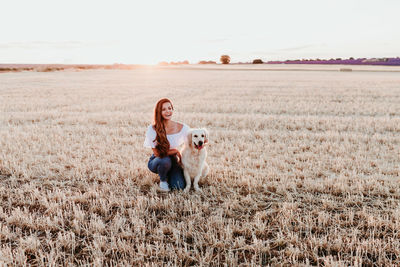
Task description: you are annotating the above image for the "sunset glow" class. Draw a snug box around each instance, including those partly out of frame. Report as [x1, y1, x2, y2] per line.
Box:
[1, 0, 399, 64]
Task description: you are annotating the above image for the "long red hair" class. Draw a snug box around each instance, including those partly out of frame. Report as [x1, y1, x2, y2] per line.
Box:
[153, 98, 173, 158]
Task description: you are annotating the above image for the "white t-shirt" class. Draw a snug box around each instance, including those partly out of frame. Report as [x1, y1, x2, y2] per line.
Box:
[143, 123, 190, 149]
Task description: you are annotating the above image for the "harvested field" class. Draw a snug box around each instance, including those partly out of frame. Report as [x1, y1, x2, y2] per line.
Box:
[0, 66, 399, 266]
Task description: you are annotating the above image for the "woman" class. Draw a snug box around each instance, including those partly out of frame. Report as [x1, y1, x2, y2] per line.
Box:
[144, 98, 190, 191]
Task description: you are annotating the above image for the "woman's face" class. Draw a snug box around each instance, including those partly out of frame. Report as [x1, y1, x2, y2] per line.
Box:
[161, 102, 173, 121]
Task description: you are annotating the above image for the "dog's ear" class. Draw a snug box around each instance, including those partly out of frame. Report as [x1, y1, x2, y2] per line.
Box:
[187, 130, 193, 147]
[203, 128, 209, 144]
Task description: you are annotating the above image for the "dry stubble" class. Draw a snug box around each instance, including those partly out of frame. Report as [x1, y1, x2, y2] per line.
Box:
[0, 67, 399, 266]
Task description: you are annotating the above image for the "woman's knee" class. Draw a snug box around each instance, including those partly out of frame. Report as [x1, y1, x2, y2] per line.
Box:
[148, 156, 172, 174]
[147, 155, 156, 173]
[159, 156, 172, 171]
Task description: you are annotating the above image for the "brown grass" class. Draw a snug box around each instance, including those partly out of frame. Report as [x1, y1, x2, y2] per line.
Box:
[0, 67, 399, 266]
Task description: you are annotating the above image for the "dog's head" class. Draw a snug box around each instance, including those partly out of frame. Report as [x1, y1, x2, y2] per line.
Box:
[187, 128, 209, 150]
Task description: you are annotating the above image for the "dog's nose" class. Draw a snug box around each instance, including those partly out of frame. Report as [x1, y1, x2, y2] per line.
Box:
[198, 141, 203, 146]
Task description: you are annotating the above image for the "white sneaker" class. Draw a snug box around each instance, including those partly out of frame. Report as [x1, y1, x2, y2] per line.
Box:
[159, 181, 170, 192]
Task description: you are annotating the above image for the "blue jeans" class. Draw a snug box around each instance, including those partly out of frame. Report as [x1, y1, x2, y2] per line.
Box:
[147, 155, 186, 190]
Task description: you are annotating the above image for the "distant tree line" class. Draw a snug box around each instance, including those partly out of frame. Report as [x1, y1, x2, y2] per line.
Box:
[0, 64, 144, 73]
[267, 57, 399, 65]
[198, 60, 217, 64]
[2, 55, 398, 74]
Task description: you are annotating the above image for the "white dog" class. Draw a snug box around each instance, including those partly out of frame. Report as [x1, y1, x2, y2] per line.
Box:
[181, 128, 210, 192]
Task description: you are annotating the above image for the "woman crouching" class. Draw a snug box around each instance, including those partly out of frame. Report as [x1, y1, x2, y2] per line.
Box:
[143, 98, 189, 191]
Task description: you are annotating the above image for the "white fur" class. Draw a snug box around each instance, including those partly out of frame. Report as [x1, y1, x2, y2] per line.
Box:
[181, 128, 209, 192]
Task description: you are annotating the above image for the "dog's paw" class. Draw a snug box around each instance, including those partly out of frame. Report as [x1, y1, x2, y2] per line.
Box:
[194, 185, 202, 192]
[184, 186, 191, 193]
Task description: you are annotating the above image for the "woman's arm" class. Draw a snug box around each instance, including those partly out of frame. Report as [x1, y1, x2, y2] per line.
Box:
[167, 148, 180, 155]
[152, 148, 180, 158]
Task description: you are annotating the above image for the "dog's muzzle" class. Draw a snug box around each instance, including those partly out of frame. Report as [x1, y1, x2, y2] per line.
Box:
[194, 142, 204, 150]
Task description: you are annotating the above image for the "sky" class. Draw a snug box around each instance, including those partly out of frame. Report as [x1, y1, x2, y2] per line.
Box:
[1, 0, 399, 64]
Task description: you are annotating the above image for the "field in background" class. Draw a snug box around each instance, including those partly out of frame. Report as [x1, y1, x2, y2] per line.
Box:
[0, 66, 399, 265]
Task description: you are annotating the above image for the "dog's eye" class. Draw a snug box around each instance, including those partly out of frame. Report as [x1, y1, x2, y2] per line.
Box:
[201, 134, 204, 137]
[194, 135, 198, 138]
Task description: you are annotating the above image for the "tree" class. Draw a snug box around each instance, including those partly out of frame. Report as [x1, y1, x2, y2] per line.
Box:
[220, 55, 230, 64]
[252, 59, 263, 64]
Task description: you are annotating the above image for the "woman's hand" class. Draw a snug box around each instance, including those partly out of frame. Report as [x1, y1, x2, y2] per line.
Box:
[175, 151, 182, 167]
[175, 151, 182, 163]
